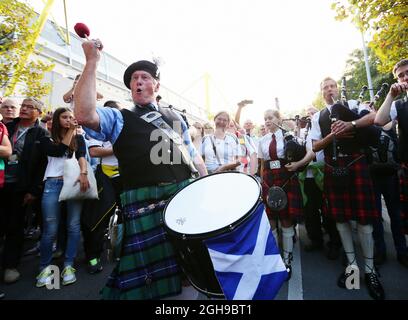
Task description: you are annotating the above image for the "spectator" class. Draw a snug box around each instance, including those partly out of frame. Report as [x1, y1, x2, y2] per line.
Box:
[0, 97, 49, 284]
[0, 98, 19, 124]
[201, 111, 240, 174]
[63, 74, 103, 107]
[36, 108, 89, 287]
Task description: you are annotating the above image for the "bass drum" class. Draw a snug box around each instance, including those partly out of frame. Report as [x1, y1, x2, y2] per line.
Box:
[163, 171, 262, 298]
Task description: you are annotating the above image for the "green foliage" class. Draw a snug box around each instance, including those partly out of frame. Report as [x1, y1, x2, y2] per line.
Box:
[312, 93, 326, 110]
[332, 0, 408, 73]
[341, 48, 394, 109]
[0, 0, 54, 98]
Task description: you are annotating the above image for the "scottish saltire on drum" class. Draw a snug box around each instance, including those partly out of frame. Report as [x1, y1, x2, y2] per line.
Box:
[163, 172, 288, 300]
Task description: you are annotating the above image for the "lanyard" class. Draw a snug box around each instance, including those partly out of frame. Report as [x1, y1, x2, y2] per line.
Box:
[12, 125, 30, 150]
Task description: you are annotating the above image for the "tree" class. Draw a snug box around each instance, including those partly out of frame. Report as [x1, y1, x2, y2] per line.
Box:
[332, 0, 408, 73]
[341, 48, 394, 108]
[312, 93, 325, 110]
[0, 0, 54, 98]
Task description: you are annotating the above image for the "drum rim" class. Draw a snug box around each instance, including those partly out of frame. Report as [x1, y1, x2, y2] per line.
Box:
[163, 171, 262, 239]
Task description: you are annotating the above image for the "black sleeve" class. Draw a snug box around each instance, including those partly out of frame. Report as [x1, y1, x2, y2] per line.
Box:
[27, 128, 50, 197]
[74, 134, 87, 160]
[39, 136, 69, 157]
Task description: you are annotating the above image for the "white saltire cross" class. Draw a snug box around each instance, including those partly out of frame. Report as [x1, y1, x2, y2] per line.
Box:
[207, 211, 287, 299]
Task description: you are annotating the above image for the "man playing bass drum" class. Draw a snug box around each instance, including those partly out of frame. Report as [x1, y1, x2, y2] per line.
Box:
[309, 77, 384, 300]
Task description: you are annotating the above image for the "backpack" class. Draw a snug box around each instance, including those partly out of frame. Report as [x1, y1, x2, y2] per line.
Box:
[368, 128, 399, 174]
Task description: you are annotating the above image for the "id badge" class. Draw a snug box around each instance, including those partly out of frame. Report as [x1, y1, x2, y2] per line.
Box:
[8, 154, 18, 165]
[269, 160, 281, 170]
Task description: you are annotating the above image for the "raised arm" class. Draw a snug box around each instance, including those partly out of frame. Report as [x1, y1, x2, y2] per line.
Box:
[74, 40, 104, 131]
[375, 82, 408, 126]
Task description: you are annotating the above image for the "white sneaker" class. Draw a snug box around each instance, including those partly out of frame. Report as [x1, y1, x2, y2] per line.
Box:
[61, 266, 76, 286]
[36, 266, 53, 288]
[4, 268, 20, 284]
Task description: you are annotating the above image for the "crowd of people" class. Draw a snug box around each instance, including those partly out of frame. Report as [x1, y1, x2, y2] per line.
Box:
[0, 37, 407, 300]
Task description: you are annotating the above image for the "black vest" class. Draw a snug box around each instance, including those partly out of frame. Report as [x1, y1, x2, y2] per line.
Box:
[396, 98, 408, 162]
[318, 107, 362, 157]
[113, 106, 192, 190]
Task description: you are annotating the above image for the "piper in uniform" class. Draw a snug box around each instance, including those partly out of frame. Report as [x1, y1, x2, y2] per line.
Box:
[375, 58, 408, 255]
[309, 77, 384, 300]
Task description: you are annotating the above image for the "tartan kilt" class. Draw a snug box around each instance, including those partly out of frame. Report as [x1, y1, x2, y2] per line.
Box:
[400, 164, 408, 234]
[101, 179, 192, 300]
[322, 154, 379, 224]
[261, 163, 303, 221]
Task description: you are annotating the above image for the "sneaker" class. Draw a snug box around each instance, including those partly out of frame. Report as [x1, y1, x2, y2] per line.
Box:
[0, 292, 4, 299]
[61, 266, 76, 286]
[87, 258, 103, 274]
[4, 268, 20, 284]
[36, 266, 53, 288]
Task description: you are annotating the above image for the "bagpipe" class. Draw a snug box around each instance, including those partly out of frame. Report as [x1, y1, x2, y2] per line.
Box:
[328, 78, 388, 181]
[330, 78, 389, 152]
[269, 121, 307, 164]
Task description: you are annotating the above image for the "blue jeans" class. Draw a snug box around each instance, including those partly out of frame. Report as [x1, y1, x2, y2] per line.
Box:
[40, 178, 82, 269]
[372, 173, 407, 255]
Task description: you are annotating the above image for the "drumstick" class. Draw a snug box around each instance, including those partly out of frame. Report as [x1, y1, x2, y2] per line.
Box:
[74, 22, 101, 48]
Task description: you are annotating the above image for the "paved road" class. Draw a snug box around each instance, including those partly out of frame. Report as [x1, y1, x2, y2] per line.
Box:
[1, 208, 407, 300]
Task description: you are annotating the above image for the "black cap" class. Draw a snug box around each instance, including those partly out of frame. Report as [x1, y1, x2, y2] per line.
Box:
[123, 60, 160, 89]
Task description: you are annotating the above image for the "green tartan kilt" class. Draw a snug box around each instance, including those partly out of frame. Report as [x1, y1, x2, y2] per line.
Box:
[101, 179, 192, 300]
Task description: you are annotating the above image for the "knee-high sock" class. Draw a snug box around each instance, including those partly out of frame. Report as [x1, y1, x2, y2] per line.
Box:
[357, 223, 375, 273]
[336, 222, 357, 266]
[272, 228, 279, 248]
[281, 226, 294, 265]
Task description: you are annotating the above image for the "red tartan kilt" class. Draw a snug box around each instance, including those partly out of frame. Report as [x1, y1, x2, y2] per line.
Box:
[322, 154, 379, 224]
[261, 164, 303, 221]
[400, 164, 408, 234]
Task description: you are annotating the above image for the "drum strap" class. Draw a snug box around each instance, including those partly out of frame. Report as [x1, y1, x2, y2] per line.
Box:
[210, 136, 222, 166]
[140, 111, 199, 176]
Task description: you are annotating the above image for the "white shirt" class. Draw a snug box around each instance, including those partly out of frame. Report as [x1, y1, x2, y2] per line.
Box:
[257, 130, 285, 160]
[87, 138, 118, 167]
[201, 133, 240, 172]
[390, 94, 408, 120]
[43, 155, 69, 180]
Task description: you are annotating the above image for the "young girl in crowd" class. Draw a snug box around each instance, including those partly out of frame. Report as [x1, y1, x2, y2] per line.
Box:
[258, 109, 304, 280]
[36, 107, 89, 287]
